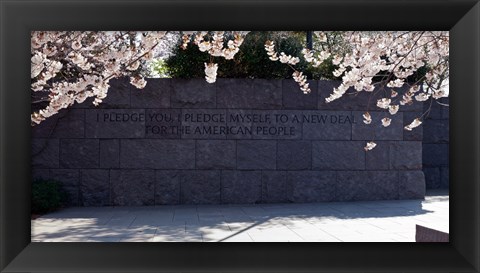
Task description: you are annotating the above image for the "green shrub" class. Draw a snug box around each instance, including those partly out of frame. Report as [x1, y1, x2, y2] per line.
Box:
[164, 31, 324, 79]
[32, 179, 68, 214]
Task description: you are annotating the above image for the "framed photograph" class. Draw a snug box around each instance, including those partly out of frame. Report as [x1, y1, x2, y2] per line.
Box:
[1, 0, 479, 272]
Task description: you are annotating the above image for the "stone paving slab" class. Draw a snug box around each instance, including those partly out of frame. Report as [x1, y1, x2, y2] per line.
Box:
[31, 190, 448, 242]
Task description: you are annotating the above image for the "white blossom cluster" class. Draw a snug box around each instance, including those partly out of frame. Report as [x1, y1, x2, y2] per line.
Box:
[404, 118, 422, 131]
[278, 52, 300, 65]
[389, 105, 399, 115]
[204, 63, 218, 83]
[381, 117, 392, 127]
[362, 112, 372, 124]
[376, 98, 391, 109]
[364, 141, 377, 151]
[292, 71, 311, 94]
[31, 31, 168, 124]
[303, 49, 331, 68]
[264, 40, 300, 65]
[326, 31, 449, 105]
[181, 31, 249, 83]
[180, 32, 195, 50]
[264, 40, 279, 61]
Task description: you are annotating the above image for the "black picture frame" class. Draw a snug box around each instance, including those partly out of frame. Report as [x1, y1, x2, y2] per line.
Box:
[1, 0, 479, 272]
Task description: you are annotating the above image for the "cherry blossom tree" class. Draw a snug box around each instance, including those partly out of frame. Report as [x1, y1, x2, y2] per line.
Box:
[31, 31, 449, 150]
[30, 31, 248, 125]
[31, 31, 169, 124]
[264, 31, 449, 150]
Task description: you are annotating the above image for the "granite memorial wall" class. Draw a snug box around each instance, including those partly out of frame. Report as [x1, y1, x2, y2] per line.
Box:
[32, 78, 428, 206]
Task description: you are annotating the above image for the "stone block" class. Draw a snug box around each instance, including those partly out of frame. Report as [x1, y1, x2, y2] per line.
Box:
[49, 169, 80, 206]
[31, 109, 85, 138]
[196, 140, 236, 169]
[286, 171, 336, 202]
[226, 109, 253, 139]
[181, 109, 227, 139]
[399, 101, 424, 112]
[85, 109, 146, 138]
[422, 143, 449, 167]
[120, 139, 195, 169]
[261, 171, 288, 203]
[81, 169, 110, 206]
[441, 100, 450, 119]
[145, 109, 181, 139]
[155, 171, 181, 205]
[312, 141, 365, 170]
[60, 139, 99, 168]
[251, 110, 302, 140]
[216, 79, 282, 109]
[427, 169, 443, 191]
[221, 171, 262, 204]
[425, 98, 449, 120]
[423, 119, 449, 143]
[180, 171, 221, 204]
[131, 78, 171, 108]
[425, 100, 442, 119]
[32, 138, 59, 168]
[423, 167, 441, 189]
[336, 171, 399, 201]
[277, 141, 311, 170]
[171, 78, 216, 108]
[403, 112, 423, 141]
[440, 167, 449, 189]
[398, 171, 425, 199]
[237, 140, 276, 170]
[366, 141, 390, 170]
[352, 111, 403, 140]
[390, 141, 422, 169]
[99, 139, 119, 168]
[302, 111, 353, 140]
[32, 169, 50, 181]
[111, 170, 155, 206]
[283, 79, 318, 109]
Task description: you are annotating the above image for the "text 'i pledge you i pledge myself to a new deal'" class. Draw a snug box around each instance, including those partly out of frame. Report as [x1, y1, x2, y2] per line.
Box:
[97, 110, 357, 136]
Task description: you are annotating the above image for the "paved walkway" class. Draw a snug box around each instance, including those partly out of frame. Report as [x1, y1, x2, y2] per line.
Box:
[31, 190, 448, 242]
